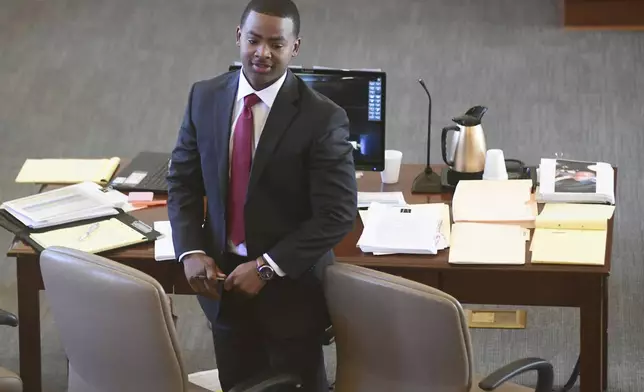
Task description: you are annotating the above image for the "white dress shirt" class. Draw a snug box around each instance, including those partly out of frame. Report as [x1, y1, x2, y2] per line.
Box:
[179, 69, 287, 277]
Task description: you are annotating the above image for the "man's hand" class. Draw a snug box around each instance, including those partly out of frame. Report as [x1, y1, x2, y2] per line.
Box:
[183, 253, 226, 300]
[224, 260, 266, 297]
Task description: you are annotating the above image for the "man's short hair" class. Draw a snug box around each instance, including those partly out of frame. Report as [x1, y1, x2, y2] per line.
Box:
[240, 0, 301, 37]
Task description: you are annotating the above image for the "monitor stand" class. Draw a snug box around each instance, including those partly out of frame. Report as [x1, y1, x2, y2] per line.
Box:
[355, 171, 364, 179]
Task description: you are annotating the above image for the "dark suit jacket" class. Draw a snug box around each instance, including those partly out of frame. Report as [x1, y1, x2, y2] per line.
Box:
[167, 69, 357, 337]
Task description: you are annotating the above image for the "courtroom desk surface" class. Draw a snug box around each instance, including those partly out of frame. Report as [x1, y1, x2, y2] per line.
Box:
[337, 165, 613, 275]
[7, 163, 612, 275]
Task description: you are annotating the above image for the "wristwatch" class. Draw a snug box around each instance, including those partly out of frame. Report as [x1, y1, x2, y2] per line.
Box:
[256, 256, 275, 281]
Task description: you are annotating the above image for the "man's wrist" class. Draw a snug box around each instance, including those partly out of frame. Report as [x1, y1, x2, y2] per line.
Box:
[262, 253, 286, 277]
[179, 250, 206, 263]
[256, 256, 276, 281]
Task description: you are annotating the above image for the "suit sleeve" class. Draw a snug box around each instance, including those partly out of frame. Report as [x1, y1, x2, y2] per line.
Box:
[266, 107, 358, 278]
[167, 84, 207, 258]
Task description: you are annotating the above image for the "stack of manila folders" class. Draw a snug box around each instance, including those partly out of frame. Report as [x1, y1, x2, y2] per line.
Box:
[448, 179, 615, 266]
[0, 182, 161, 254]
[357, 192, 450, 255]
[449, 179, 536, 265]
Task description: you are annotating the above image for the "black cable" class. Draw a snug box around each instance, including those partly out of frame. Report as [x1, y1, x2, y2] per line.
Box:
[555, 355, 580, 392]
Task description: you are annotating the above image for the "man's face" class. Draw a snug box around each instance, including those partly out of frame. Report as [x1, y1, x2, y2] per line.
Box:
[236, 11, 300, 90]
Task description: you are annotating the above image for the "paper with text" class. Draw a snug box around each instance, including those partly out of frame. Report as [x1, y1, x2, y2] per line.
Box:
[360, 203, 451, 251]
[357, 202, 442, 255]
[0, 182, 123, 228]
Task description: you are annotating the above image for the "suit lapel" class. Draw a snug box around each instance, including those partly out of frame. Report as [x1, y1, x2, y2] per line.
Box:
[213, 72, 239, 208]
[248, 71, 300, 196]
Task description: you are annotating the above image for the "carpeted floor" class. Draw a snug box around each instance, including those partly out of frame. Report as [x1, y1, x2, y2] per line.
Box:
[1, 0, 643, 391]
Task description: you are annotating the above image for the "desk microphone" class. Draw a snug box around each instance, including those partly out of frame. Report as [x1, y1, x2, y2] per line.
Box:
[411, 78, 442, 194]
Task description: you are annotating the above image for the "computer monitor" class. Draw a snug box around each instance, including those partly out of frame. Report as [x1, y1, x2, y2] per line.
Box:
[229, 65, 386, 172]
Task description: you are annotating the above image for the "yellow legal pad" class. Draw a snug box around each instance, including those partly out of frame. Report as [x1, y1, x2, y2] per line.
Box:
[530, 204, 615, 266]
[30, 218, 148, 254]
[15, 157, 121, 185]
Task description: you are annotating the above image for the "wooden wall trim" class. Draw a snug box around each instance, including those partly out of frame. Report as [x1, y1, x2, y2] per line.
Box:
[564, 0, 644, 29]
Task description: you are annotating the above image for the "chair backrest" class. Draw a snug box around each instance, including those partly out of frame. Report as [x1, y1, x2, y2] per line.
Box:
[0, 367, 22, 392]
[40, 246, 188, 392]
[324, 263, 473, 392]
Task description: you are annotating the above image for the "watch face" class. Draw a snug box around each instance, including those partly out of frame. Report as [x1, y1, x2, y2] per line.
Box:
[258, 265, 275, 280]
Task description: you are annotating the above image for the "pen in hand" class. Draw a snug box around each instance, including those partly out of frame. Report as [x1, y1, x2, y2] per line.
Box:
[196, 275, 226, 281]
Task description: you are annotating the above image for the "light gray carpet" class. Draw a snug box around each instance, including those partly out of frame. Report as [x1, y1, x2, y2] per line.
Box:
[1, 0, 643, 391]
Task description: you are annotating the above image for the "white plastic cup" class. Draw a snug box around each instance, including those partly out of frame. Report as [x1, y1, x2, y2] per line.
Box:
[381, 150, 403, 184]
[483, 149, 508, 180]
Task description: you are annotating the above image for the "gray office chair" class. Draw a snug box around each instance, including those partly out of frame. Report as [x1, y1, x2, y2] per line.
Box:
[324, 263, 554, 392]
[39, 246, 300, 392]
[0, 309, 22, 392]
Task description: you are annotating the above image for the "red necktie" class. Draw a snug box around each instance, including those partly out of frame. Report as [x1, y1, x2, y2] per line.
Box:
[228, 93, 262, 246]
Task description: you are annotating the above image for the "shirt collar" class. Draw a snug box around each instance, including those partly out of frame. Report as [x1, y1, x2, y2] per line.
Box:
[236, 69, 287, 108]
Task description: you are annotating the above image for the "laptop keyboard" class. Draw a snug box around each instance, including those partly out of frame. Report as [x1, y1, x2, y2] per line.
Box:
[136, 160, 169, 191]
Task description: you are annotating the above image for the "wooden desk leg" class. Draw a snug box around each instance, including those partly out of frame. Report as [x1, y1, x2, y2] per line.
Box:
[17, 257, 42, 392]
[579, 279, 604, 392]
[602, 277, 609, 391]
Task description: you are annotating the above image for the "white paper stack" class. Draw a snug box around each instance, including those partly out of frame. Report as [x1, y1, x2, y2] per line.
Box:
[537, 158, 615, 204]
[357, 202, 444, 255]
[154, 221, 176, 261]
[357, 191, 406, 208]
[0, 182, 132, 229]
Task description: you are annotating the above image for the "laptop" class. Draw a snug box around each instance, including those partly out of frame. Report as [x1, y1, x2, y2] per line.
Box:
[109, 151, 171, 193]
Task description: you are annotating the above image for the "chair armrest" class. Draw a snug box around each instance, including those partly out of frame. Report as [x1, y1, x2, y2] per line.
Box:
[0, 309, 18, 327]
[478, 358, 554, 392]
[229, 371, 302, 392]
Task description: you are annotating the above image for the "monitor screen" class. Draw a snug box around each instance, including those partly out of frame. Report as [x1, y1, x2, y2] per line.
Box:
[229, 65, 386, 171]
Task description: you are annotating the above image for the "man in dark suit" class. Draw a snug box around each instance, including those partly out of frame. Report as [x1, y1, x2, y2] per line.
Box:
[167, 0, 358, 390]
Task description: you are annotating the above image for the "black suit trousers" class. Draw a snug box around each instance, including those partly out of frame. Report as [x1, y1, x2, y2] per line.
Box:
[198, 253, 329, 392]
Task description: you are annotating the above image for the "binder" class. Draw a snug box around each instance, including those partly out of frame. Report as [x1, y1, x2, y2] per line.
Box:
[0, 209, 161, 254]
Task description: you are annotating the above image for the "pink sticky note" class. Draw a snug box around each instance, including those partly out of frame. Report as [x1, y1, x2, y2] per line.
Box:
[128, 192, 154, 202]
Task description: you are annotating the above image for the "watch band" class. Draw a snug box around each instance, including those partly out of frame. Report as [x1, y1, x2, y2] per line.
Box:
[256, 257, 275, 280]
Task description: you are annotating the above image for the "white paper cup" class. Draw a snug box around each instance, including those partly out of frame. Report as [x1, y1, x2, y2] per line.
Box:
[381, 150, 403, 184]
[483, 149, 508, 180]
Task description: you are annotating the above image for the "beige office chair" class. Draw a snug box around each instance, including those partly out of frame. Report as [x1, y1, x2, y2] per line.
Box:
[0, 310, 22, 392]
[324, 263, 554, 392]
[39, 246, 300, 392]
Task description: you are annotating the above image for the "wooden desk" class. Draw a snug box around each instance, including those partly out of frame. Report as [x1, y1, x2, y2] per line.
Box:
[6, 164, 612, 392]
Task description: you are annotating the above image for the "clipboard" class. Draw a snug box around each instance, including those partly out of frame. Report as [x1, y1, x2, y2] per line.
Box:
[0, 209, 162, 254]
